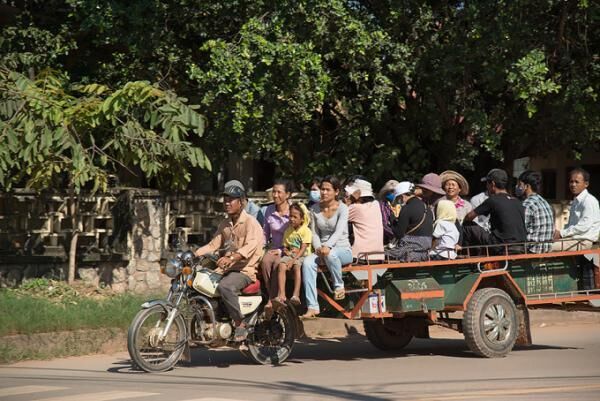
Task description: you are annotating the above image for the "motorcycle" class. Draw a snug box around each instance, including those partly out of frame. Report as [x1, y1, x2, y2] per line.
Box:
[127, 250, 297, 372]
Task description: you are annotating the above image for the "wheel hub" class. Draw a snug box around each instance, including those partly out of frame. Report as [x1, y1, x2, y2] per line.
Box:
[147, 327, 163, 348]
[484, 303, 512, 343]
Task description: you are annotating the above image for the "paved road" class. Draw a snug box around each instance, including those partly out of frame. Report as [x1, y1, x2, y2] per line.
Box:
[1, 324, 599, 401]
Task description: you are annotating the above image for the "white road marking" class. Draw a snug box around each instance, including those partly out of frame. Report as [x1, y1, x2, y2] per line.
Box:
[31, 390, 158, 401]
[412, 383, 600, 400]
[0, 386, 67, 397]
[180, 399, 249, 401]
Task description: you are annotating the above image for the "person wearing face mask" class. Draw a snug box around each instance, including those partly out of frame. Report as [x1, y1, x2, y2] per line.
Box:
[307, 177, 322, 208]
[302, 176, 352, 318]
[378, 180, 402, 245]
[516, 170, 554, 253]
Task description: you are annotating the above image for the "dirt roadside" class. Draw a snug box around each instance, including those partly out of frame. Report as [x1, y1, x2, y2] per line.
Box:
[2, 309, 599, 364]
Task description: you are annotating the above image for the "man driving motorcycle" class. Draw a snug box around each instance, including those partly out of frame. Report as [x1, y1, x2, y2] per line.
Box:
[194, 182, 265, 341]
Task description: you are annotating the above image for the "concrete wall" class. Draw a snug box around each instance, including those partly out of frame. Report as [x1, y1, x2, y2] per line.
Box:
[0, 191, 228, 292]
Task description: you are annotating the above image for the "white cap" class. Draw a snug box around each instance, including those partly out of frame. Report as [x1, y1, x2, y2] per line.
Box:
[345, 179, 374, 198]
[393, 181, 414, 198]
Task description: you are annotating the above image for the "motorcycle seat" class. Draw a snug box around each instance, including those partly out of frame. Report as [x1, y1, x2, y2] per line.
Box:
[241, 279, 261, 295]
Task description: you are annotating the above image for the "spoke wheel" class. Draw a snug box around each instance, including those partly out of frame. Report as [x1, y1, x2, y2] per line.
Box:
[247, 307, 295, 365]
[463, 288, 517, 358]
[127, 305, 187, 372]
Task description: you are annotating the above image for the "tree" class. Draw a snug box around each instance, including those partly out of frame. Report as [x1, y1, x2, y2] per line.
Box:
[1, 0, 598, 189]
[0, 66, 210, 283]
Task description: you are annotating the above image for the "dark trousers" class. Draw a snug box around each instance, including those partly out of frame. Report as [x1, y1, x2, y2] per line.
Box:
[260, 251, 281, 299]
[219, 271, 252, 322]
[462, 224, 524, 255]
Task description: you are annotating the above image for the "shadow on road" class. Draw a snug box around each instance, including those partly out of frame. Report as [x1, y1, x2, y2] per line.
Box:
[106, 333, 577, 373]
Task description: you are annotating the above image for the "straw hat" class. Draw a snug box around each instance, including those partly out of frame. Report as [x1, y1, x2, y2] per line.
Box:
[440, 170, 469, 197]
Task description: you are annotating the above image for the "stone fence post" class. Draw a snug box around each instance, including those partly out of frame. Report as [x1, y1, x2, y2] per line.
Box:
[125, 191, 171, 293]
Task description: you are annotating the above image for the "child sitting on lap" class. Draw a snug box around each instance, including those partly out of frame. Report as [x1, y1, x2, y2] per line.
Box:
[273, 203, 312, 307]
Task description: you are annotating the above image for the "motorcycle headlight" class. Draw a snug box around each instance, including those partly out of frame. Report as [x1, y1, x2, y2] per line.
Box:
[162, 258, 183, 278]
[181, 251, 195, 266]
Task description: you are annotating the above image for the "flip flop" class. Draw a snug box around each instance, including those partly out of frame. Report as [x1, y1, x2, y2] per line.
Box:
[300, 309, 319, 320]
[234, 325, 249, 342]
[272, 297, 287, 310]
[289, 296, 301, 306]
[334, 287, 346, 300]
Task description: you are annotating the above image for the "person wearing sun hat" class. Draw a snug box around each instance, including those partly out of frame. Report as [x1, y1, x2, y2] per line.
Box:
[385, 181, 434, 261]
[415, 173, 446, 215]
[345, 179, 385, 263]
[440, 170, 474, 223]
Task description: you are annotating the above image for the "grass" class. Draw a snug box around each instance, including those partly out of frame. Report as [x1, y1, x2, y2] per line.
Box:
[0, 327, 126, 363]
[0, 291, 146, 336]
[0, 278, 152, 337]
[0, 278, 166, 363]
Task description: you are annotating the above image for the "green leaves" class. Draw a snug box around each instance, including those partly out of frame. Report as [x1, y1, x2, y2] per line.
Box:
[0, 66, 210, 193]
[1, 0, 598, 188]
[507, 49, 562, 118]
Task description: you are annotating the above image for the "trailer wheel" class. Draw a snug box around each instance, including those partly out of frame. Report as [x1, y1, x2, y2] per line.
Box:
[463, 288, 518, 358]
[364, 319, 413, 351]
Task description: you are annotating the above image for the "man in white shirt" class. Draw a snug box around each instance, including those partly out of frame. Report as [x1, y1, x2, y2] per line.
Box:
[553, 168, 600, 290]
[553, 168, 600, 251]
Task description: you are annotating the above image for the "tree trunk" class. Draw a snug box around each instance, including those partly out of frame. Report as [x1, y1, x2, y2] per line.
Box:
[68, 231, 78, 284]
[67, 185, 80, 285]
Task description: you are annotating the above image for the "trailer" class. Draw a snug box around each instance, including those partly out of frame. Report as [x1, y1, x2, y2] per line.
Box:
[311, 240, 600, 357]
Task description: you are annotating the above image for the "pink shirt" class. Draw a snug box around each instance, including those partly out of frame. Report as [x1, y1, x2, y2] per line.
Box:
[348, 201, 385, 260]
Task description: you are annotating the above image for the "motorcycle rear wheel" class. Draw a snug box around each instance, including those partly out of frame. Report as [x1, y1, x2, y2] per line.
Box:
[247, 307, 295, 365]
[127, 305, 187, 372]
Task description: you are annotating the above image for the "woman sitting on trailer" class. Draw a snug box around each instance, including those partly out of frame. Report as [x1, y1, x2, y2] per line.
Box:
[440, 170, 473, 224]
[385, 181, 434, 262]
[301, 176, 353, 319]
[345, 178, 385, 263]
[378, 180, 402, 245]
[429, 200, 460, 260]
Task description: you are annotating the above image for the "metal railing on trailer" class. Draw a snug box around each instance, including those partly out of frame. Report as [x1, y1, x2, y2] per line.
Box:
[314, 239, 600, 319]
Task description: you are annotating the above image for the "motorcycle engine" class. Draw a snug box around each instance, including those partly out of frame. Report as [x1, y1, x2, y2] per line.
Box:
[191, 298, 234, 344]
[215, 322, 233, 339]
[199, 322, 232, 341]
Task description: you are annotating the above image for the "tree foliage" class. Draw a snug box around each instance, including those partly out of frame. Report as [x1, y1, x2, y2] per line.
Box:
[1, 0, 598, 188]
[0, 67, 210, 192]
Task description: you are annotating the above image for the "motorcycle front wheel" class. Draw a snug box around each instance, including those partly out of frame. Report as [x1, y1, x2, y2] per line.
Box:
[247, 307, 295, 365]
[127, 305, 187, 372]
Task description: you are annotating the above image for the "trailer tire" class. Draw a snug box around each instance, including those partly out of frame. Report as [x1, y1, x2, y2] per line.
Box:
[463, 288, 518, 358]
[364, 319, 413, 351]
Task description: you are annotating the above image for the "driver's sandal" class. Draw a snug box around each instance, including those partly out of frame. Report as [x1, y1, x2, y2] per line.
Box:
[234, 325, 249, 342]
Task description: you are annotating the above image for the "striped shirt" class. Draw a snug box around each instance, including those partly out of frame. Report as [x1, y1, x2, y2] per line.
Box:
[523, 194, 554, 253]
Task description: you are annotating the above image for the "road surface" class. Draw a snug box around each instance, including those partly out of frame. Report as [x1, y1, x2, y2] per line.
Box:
[1, 324, 599, 401]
